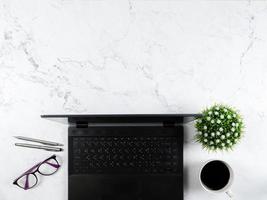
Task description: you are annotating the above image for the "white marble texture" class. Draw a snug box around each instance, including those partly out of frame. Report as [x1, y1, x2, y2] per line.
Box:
[1, 0, 267, 199]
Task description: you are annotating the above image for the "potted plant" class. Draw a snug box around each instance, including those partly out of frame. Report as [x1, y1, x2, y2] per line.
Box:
[195, 104, 244, 151]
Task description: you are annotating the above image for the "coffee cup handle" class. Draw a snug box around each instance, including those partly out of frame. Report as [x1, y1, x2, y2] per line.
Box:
[226, 190, 233, 199]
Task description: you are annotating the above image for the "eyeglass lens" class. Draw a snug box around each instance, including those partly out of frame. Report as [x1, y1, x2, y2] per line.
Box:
[17, 174, 37, 189]
[38, 158, 60, 175]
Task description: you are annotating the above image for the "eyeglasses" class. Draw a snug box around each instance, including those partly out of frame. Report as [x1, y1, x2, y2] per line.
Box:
[13, 155, 61, 190]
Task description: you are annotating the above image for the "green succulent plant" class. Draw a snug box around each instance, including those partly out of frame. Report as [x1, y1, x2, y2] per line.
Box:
[195, 104, 244, 151]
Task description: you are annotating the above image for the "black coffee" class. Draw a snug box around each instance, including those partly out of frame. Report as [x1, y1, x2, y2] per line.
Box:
[200, 160, 230, 191]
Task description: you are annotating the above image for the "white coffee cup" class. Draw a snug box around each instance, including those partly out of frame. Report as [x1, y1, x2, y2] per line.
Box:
[199, 160, 234, 198]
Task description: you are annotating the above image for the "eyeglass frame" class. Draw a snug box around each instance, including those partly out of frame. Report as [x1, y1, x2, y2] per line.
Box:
[13, 154, 61, 190]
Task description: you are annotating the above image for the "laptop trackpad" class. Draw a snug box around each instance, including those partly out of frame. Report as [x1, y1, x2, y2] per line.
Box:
[69, 175, 181, 200]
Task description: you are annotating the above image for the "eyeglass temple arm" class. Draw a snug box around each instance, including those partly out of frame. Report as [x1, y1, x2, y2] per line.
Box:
[14, 162, 42, 182]
[45, 161, 60, 168]
[24, 174, 30, 190]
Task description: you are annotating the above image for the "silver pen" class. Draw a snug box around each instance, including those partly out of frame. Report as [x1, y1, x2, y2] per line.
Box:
[15, 143, 63, 152]
[14, 136, 64, 146]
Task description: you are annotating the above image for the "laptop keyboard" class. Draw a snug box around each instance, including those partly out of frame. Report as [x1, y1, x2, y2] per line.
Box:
[72, 136, 180, 174]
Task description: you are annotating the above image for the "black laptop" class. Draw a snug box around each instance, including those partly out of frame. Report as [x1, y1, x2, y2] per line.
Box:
[42, 114, 199, 200]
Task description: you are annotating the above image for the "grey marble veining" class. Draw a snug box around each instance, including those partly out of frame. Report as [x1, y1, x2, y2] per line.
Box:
[1, 0, 267, 199]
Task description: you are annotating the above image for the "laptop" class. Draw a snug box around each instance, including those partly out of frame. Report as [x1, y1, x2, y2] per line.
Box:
[42, 114, 200, 200]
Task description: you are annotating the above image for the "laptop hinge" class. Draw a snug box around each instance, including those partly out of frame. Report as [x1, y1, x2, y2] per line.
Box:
[74, 121, 178, 128]
[163, 121, 176, 127]
[76, 121, 89, 128]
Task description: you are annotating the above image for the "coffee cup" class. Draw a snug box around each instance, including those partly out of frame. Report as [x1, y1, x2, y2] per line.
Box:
[199, 160, 234, 198]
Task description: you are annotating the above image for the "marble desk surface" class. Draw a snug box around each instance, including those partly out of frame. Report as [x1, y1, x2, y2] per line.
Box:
[1, 0, 267, 199]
